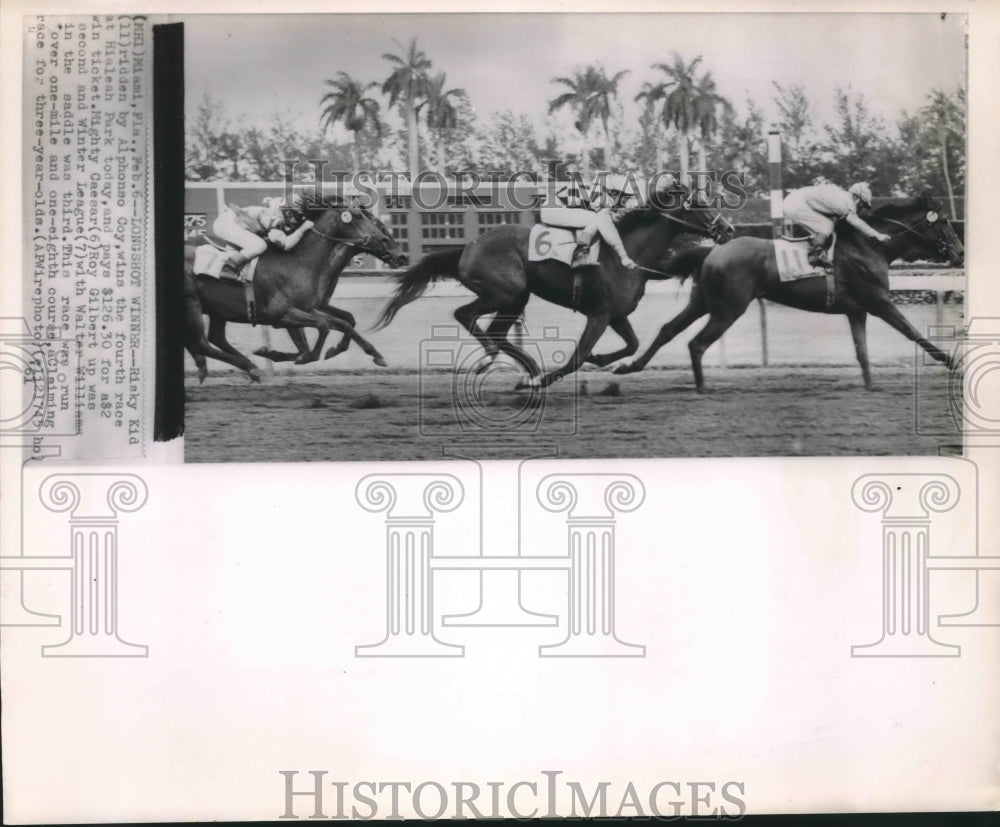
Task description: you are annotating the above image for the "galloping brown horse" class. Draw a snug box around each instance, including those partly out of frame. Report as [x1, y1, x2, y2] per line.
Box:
[376, 189, 734, 388]
[613, 193, 964, 391]
[184, 200, 405, 382]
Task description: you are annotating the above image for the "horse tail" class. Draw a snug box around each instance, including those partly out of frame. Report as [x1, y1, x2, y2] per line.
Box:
[375, 247, 464, 330]
[654, 245, 714, 284]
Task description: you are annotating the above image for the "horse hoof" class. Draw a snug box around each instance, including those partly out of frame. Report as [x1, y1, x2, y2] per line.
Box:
[612, 363, 634, 375]
[473, 356, 495, 376]
[373, 355, 387, 367]
[197, 368, 207, 384]
[248, 369, 263, 384]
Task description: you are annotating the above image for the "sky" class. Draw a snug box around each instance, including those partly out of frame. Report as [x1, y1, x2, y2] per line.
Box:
[179, 12, 967, 139]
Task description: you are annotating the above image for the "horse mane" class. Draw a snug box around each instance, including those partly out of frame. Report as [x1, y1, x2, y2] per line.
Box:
[297, 192, 346, 217]
[614, 206, 663, 234]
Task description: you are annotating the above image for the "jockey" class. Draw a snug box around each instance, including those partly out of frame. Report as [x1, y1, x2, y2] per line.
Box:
[212, 194, 315, 275]
[782, 182, 891, 269]
[540, 173, 637, 270]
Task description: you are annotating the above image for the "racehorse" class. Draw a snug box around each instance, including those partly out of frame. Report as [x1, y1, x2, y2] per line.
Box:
[375, 189, 734, 388]
[613, 193, 964, 392]
[184, 199, 405, 382]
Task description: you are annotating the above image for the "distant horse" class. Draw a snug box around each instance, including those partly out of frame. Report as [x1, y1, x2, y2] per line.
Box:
[376, 189, 734, 388]
[613, 193, 964, 392]
[184, 200, 405, 382]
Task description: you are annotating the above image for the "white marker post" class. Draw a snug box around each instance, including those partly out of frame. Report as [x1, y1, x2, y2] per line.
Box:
[760, 129, 785, 367]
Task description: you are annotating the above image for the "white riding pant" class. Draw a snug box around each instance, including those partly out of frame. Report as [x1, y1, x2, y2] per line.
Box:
[212, 210, 268, 257]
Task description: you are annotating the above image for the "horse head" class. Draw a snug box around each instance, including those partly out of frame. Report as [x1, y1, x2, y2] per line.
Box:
[917, 192, 964, 267]
[299, 195, 406, 268]
[645, 185, 734, 243]
[870, 193, 964, 267]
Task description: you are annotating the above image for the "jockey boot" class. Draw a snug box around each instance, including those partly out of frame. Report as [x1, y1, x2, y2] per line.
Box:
[226, 251, 249, 280]
[807, 234, 832, 271]
[571, 242, 591, 268]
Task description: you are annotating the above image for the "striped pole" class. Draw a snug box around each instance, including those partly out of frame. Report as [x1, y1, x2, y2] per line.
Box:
[761, 129, 785, 368]
[767, 129, 783, 240]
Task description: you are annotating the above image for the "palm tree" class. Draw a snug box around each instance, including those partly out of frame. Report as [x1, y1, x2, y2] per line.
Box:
[382, 38, 432, 176]
[319, 71, 383, 169]
[635, 79, 671, 169]
[691, 70, 732, 186]
[590, 65, 629, 169]
[643, 53, 730, 187]
[417, 72, 465, 175]
[548, 66, 604, 179]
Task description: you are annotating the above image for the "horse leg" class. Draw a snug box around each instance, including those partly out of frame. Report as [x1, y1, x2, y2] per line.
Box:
[454, 297, 504, 364]
[255, 327, 311, 363]
[186, 344, 208, 383]
[188, 327, 263, 383]
[689, 313, 737, 394]
[480, 294, 540, 377]
[586, 317, 638, 368]
[183, 298, 262, 382]
[320, 306, 356, 360]
[208, 317, 247, 361]
[867, 298, 953, 366]
[274, 309, 332, 365]
[614, 288, 708, 374]
[314, 307, 387, 367]
[530, 313, 611, 389]
[847, 311, 873, 390]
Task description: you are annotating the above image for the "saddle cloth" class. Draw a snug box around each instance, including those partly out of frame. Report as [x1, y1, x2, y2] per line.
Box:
[773, 237, 835, 282]
[192, 244, 259, 283]
[527, 224, 599, 266]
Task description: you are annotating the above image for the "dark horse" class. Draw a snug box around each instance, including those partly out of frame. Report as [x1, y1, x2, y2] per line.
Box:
[376, 191, 734, 388]
[613, 193, 964, 392]
[184, 200, 405, 382]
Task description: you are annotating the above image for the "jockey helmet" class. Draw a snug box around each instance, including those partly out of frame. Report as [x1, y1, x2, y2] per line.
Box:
[849, 182, 873, 207]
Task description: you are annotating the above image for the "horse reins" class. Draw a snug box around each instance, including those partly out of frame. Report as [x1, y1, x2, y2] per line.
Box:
[877, 213, 953, 256]
[879, 214, 934, 241]
[307, 224, 371, 248]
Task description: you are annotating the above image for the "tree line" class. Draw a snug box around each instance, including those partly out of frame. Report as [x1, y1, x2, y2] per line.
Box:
[186, 38, 965, 214]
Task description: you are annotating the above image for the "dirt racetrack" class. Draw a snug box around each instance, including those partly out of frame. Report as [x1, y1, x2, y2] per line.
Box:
[182, 278, 963, 461]
[184, 364, 960, 462]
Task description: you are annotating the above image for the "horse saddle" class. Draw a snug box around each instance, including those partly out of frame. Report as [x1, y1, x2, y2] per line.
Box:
[192, 241, 260, 284]
[773, 236, 837, 282]
[528, 224, 599, 266]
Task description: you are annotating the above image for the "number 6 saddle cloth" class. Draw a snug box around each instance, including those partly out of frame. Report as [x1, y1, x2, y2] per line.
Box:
[527, 224, 600, 266]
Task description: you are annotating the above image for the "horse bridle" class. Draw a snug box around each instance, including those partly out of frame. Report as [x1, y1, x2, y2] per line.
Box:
[658, 206, 733, 241]
[307, 222, 400, 263]
[878, 212, 952, 256]
[308, 223, 371, 247]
